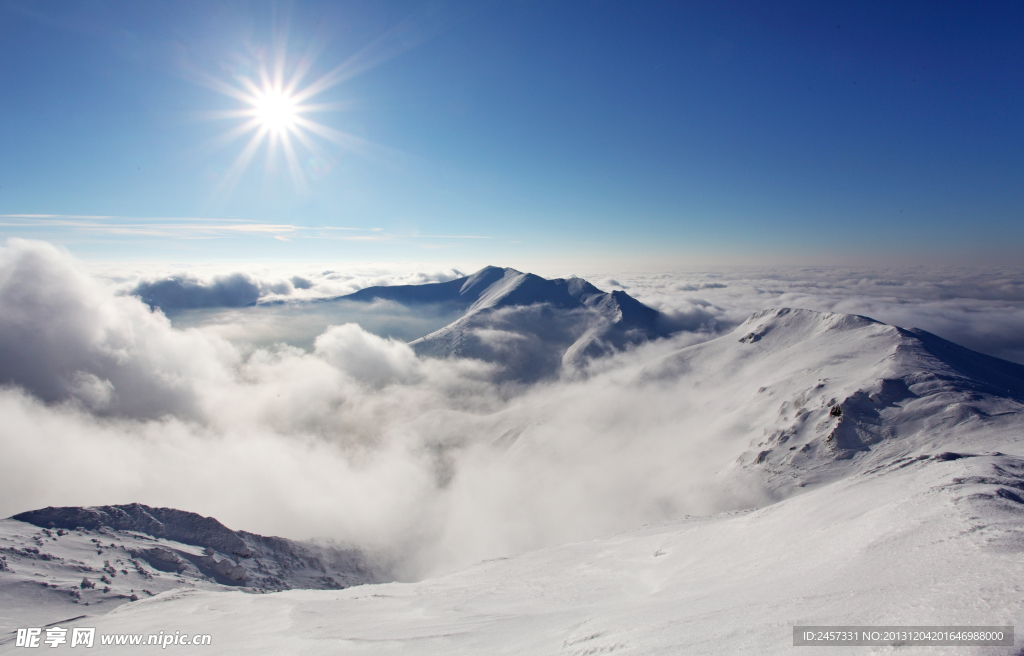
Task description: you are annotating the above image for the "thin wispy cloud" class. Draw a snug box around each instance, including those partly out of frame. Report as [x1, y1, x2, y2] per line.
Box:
[0, 215, 489, 242]
[0, 214, 117, 219]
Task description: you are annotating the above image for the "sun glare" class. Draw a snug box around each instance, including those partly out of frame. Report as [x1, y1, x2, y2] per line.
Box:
[200, 44, 364, 195]
[253, 91, 297, 132]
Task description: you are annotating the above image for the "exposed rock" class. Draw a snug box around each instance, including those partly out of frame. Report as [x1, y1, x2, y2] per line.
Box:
[14, 504, 252, 558]
[135, 547, 186, 574]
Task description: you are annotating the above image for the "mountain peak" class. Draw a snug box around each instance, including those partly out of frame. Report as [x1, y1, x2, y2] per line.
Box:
[342, 266, 663, 328]
[459, 266, 521, 299]
[734, 308, 888, 346]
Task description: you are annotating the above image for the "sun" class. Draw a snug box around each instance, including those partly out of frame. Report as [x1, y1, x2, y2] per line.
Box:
[253, 90, 298, 132]
[198, 48, 363, 196]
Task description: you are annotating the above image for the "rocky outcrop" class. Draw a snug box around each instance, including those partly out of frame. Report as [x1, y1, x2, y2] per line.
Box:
[13, 504, 252, 557]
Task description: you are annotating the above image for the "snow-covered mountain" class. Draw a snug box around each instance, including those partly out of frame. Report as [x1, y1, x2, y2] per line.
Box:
[345, 265, 662, 334]
[0, 504, 377, 637]
[3, 308, 1023, 654]
[344, 266, 671, 380]
[632, 308, 1024, 494]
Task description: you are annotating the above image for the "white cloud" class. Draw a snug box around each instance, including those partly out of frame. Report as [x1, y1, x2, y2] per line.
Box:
[0, 239, 235, 419]
[314, 324, 421, 388]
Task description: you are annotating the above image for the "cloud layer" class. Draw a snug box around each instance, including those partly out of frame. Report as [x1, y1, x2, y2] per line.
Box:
[594, 266, 1024, 365]
[2, 239, 1023, 582]
[123, 265, 468, 313]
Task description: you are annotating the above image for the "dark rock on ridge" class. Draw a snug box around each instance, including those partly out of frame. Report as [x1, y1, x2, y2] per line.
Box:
[15, 503, 252, 557]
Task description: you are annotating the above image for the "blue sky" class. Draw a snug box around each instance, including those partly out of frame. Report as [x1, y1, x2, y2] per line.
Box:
[0, 0, 1021, 267]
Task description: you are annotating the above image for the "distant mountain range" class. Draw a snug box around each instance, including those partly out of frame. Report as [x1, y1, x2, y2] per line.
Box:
[341, 266, 672, 380]
[344, 266, 661, 331]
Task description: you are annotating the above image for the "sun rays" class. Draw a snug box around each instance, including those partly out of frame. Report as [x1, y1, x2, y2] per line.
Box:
[196, 40, 366, 197]
[189, 8, 451, 200]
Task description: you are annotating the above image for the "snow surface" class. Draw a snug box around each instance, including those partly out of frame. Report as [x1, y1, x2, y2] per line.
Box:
[3, 454, 1021, 654]
[2, 306, 1023, 653]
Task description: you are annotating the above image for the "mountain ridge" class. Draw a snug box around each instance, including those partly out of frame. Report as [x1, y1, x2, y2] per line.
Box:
[341, 265, 662, 332]
[631, 307, 1024, 496]
[341, 266, 673, 380]
[4, 502, 377, 595]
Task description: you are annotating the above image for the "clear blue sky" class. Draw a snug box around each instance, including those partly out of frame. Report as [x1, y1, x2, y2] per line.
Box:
[0, 1, 1021, 267]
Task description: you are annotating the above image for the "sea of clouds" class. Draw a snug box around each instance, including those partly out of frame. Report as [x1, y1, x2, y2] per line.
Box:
[2, 238, 1023, 579]
[602, 269, 1024, 365]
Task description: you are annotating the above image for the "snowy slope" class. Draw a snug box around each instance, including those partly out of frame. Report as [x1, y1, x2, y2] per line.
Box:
[635, 308, 1024, 493]
[418, 307, 1024, 527]
[0, 505, 377, 638]
[338, 267, 503, 307]
[4, 453, 1020, 655]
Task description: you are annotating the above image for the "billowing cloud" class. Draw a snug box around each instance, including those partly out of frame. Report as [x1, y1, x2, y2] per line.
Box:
[0, 240, 232, 418]
[314, 324, 422, 389]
